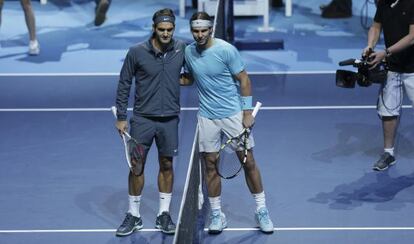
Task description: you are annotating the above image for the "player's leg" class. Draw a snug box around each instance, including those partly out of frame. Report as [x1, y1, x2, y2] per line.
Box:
[94, 0, 110, 26]
[224, 112, 274, 233]
[116, 115, 154, 237]
[20, 0, 39, 55]
[240, 151, 263, 193]
[154, 116, 179, 234]
[374, 72, 402, 171]
[238, 150, 273, 233]
[198, 115, 227, 234]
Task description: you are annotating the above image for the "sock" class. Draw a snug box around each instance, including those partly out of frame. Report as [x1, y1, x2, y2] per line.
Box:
[209, 196, 221, 212]
[252, 191, 266, 211]
[158, 192, 172, 216]
[384, 147, 394, 156]
[128, 195, 141, 218]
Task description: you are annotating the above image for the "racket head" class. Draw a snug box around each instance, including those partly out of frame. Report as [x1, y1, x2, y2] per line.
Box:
[127, 138, 146, 176]
[215, 131, 249, 179]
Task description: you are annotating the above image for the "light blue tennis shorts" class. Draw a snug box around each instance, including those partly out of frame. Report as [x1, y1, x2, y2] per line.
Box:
[198, 111, 255, 153]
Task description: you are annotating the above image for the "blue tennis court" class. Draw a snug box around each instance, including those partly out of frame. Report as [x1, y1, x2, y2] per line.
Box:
[1, 0, 414, 243]
[1, 72, 414, 244]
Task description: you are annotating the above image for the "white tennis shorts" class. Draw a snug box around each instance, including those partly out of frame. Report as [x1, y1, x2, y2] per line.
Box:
[198, 112, 255, 153]
[377, 71, 414, 117]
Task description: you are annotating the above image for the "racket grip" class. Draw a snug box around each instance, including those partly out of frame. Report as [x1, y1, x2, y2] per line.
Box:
[110, 106, 117, 118]
[111, 106, 132, 138]
[251, 102, 262, 118]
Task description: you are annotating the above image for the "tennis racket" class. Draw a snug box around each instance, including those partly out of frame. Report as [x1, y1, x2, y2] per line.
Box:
[215, 102, 262, 179]
[111, 106, 146, 176]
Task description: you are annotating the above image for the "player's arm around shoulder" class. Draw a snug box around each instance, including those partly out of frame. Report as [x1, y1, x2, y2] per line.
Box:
[180, 72, 194, 86]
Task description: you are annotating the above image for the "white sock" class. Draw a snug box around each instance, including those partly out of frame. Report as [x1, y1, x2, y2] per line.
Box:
[158, 192, 172, 216]
[384, 147, 394, 156]
[209, 196, 221, 212]
[252, 191, 266, 211]
[128, 195, 141, 218]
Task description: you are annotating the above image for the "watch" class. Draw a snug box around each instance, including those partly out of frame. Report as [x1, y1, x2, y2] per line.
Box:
[385, 48, 392, 57]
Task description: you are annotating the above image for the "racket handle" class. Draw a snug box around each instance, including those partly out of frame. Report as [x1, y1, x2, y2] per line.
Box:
[111, 106, 133, 139]
[110, 106, 117, 118]
[251, 102, 262, 118]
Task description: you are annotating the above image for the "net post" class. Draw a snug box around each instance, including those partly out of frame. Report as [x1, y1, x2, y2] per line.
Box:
[179, 0, 186, 18]
[258, 0, 275, 32]
[285, 0, 292, 17]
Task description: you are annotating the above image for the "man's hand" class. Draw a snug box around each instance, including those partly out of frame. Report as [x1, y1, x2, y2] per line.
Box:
[116, 120, 128, 135]
[367, 50, 386, 69]
[242, 110, 255, 129]
[362, 46, 373, 58]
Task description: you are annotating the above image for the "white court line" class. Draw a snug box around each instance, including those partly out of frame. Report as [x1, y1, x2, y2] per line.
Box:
[0, 105, 412, 112]
[0, 71, 336, 77]
[0, 108, 197, 112]
[0, 73, 118, 77]
[222, 227, 414, 231]
[2, 227, 414, 233]
[248, 70, 336, 75]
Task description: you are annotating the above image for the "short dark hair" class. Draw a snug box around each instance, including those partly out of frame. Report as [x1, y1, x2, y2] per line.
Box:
[189, 11, 212, 25]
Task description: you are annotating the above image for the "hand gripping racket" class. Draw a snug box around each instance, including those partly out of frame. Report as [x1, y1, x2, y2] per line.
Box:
[215, 102, 262, 179]
[111, 106, 146, 176]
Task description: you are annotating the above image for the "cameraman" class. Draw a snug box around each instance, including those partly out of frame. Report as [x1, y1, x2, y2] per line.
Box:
[363, 0, 414, 171]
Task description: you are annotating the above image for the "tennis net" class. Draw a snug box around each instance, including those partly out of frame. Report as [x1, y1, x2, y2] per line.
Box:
[173, 126, 205, 244]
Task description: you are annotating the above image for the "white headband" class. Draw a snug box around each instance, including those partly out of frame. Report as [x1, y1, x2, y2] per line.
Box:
[191, 19, 213, 28]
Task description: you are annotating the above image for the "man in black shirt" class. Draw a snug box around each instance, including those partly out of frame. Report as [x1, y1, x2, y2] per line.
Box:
[363, 0, 414, 171]
[114, 8, 186, 236]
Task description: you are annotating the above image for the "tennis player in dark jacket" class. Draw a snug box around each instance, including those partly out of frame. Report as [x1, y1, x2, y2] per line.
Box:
[114, 8, 186, 237]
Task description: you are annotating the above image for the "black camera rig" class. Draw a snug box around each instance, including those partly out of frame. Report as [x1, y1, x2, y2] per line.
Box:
[336, 52, 388, 88]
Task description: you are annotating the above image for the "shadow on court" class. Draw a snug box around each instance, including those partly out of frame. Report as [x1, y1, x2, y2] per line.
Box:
[311, 123, 414, 164]
[310, 171, 414, 210]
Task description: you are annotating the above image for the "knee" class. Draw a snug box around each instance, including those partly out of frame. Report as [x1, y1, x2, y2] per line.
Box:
[243, 154, 258, 172]
[203, 155, 217, 175]
[159, 157, 173, 172]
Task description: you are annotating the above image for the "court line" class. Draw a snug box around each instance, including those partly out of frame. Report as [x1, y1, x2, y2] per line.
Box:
[0, 73, 119, 77]
[0, 105, 412, 112]
[0, 71, 336, 77]
[2, 227, 414, 233]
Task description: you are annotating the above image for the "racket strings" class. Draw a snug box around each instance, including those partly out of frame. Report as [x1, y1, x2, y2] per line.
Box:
[216, 130, 250, 179]
[126, 136, 146, 176]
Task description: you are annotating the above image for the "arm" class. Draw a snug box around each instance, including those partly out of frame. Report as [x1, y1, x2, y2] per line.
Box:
[363, 21, 382, 57]
[180, 72, 194, 86]
[115, 50, 135, 133]
[384, 24, 414, 56]
[234, 70, 254, 128]
[369, 24, 414, 67]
